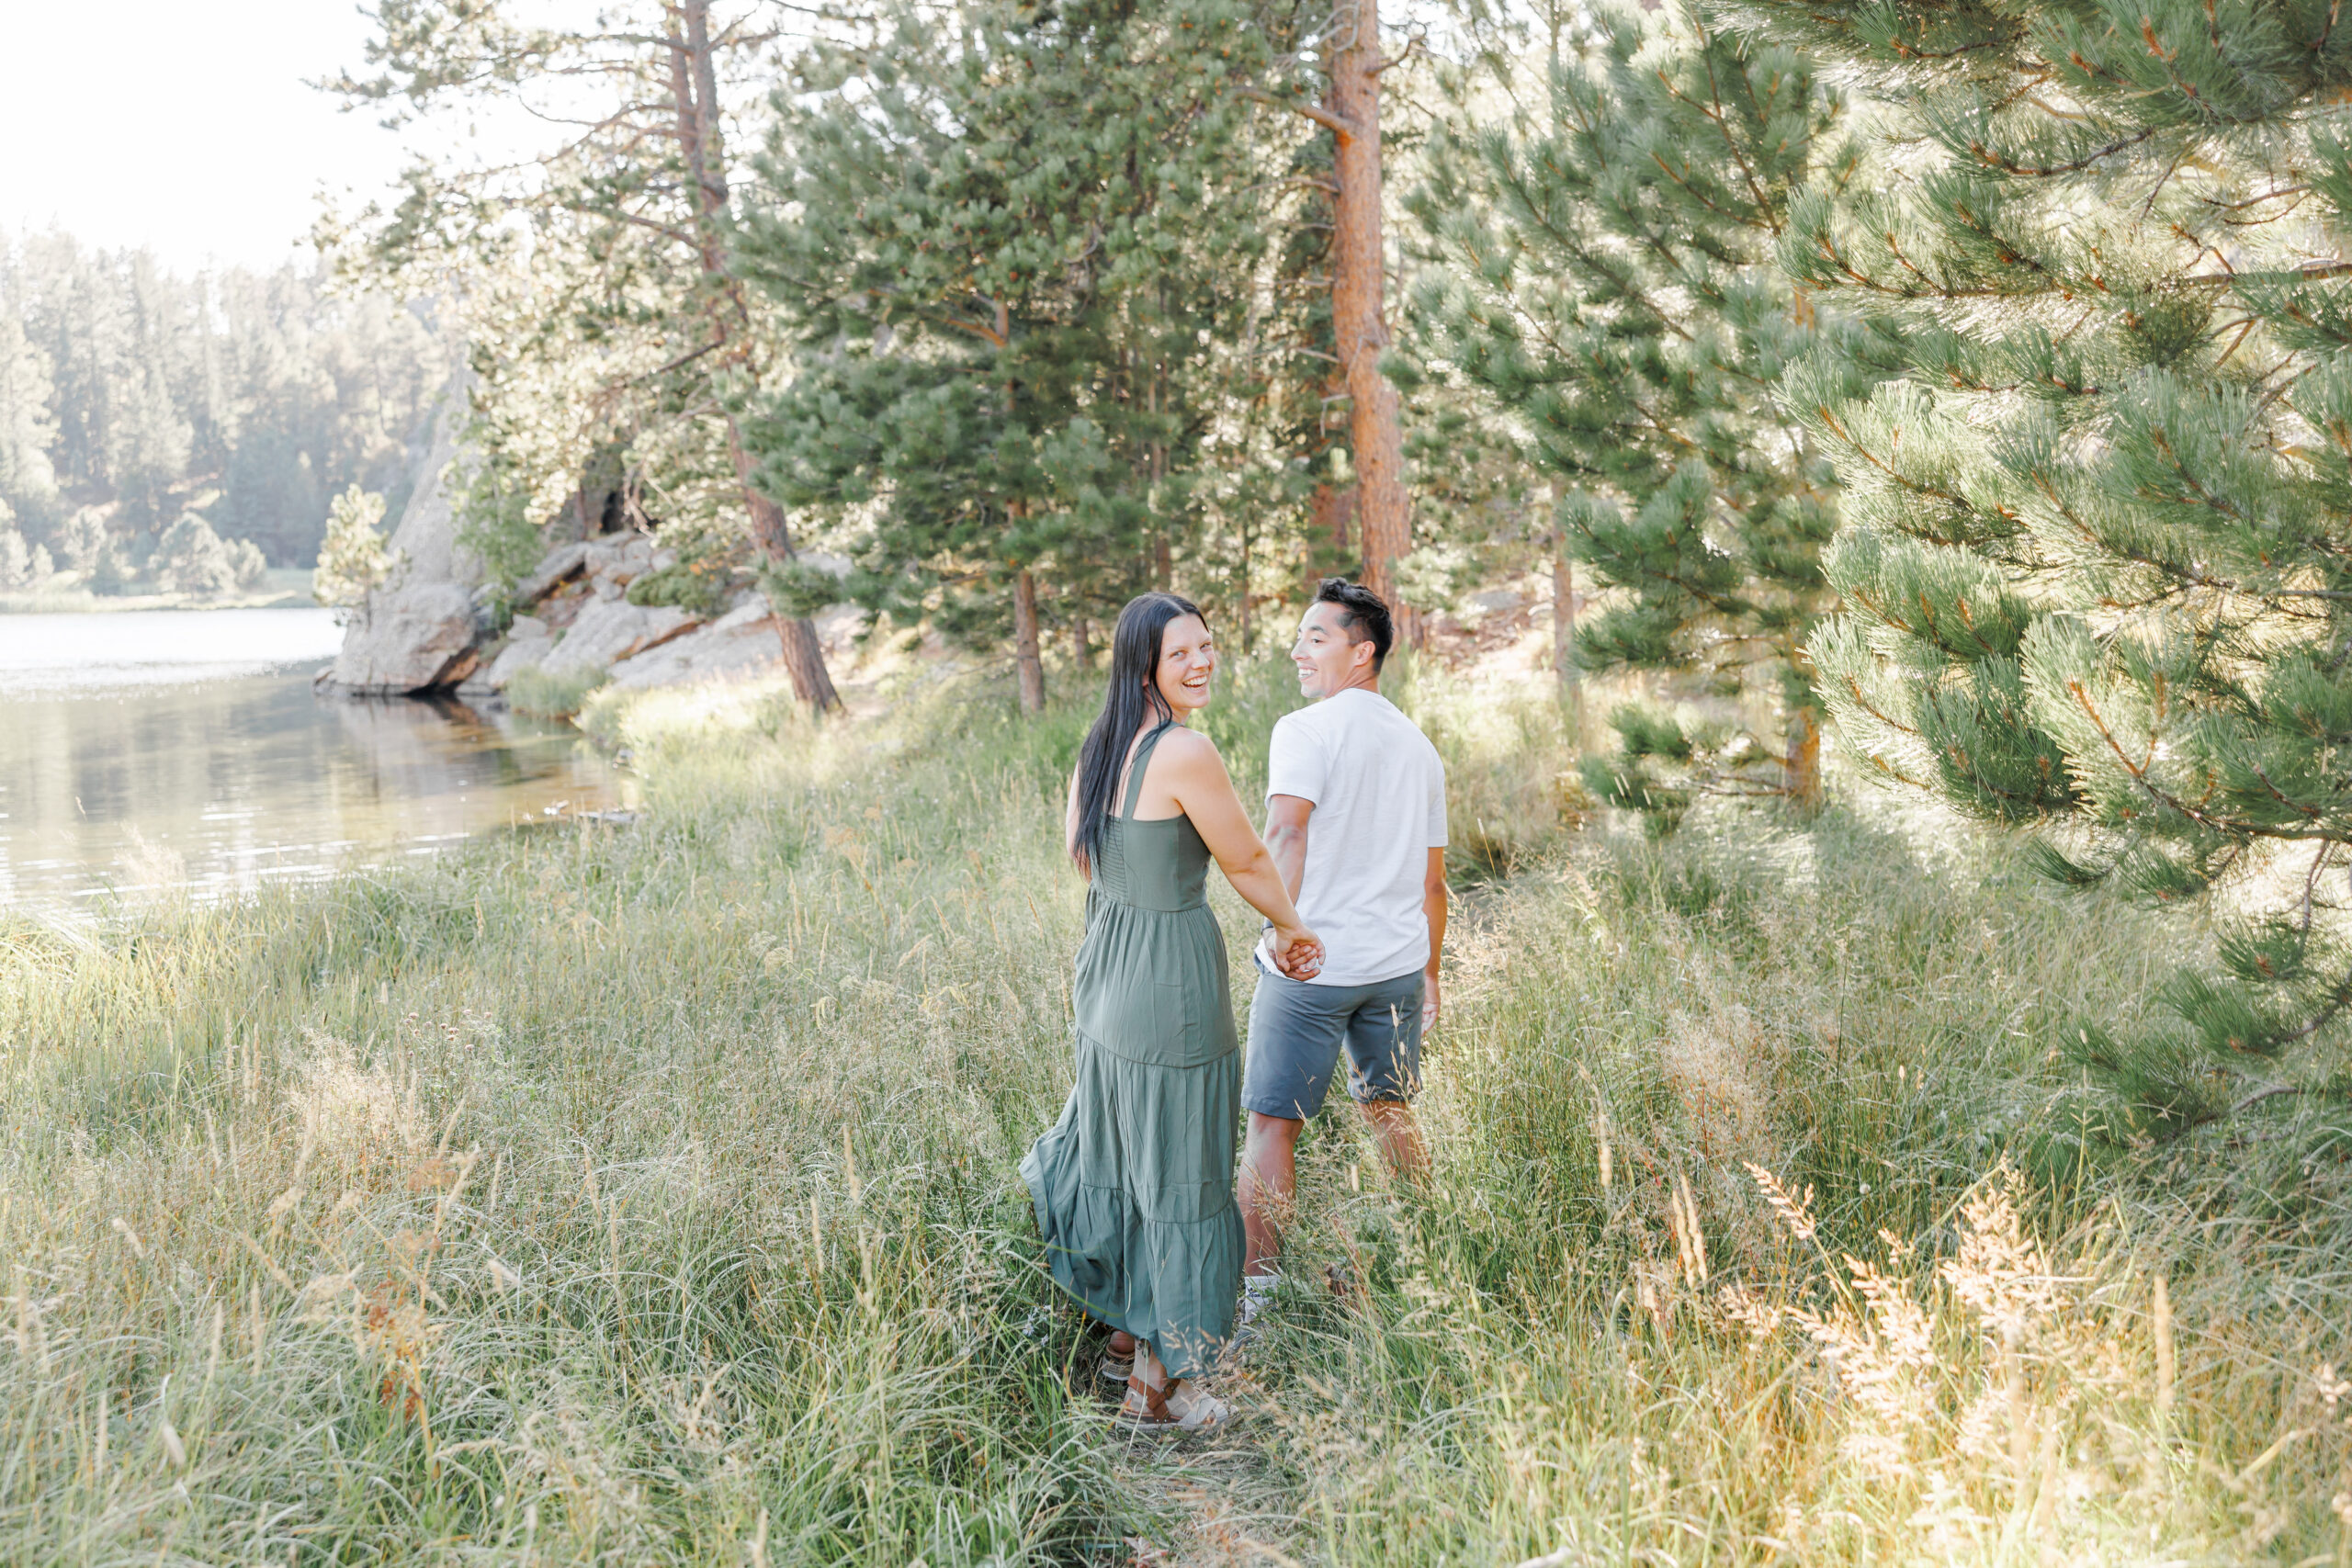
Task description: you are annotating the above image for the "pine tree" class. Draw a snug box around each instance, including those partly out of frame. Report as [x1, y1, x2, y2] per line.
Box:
[1408, 1, 1878, 822]
[741, 0, 1275, 711]
[0, 308, 60, 535]
[314, 484, 395, 610]
[1731, 0, 2352, 1133]
[330, 1, 844, 709]
[2, 232, 442, 568]
[106, 253, 194, 534]
[151, 513, 239, 598]
[0, 518, 32, 589]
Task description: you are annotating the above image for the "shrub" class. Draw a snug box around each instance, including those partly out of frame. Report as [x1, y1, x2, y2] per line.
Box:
[87, 540, 137, 595]
[625, 558, 729, 616]
[151, 513, 240, 597]
[504, 661, 608, 719]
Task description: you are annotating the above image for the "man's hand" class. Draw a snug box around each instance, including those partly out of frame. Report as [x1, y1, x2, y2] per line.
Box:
[1421, 972, 1442, 1033]
[1272, 927, 1324, 980]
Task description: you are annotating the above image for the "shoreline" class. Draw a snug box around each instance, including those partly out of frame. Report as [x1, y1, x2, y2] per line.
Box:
[0, 567, 317, 615]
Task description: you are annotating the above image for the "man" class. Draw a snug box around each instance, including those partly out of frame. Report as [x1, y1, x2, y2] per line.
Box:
[1235, 578, 1446, 1328]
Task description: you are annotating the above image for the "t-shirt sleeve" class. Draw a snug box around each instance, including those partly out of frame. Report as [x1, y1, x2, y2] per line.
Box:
[1426, 750, 1450, 848]
[1266, 714, 1328, 805]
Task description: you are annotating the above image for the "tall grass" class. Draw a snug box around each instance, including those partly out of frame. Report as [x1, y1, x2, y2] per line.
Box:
[3, 653, 2346, 1563]
[1239, 799, 2352, 1562]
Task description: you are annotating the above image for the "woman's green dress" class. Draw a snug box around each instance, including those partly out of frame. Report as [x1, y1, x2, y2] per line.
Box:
[1022, 720, 1242, 1379]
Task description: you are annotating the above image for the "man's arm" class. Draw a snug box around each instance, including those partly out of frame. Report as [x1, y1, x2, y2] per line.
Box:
[1422, 846, 1447, 1031]
[1264, 794, 1314, 900]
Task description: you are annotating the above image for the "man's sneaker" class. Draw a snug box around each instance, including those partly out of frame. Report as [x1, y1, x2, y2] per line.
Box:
[1227, 1272, 1281, 1357]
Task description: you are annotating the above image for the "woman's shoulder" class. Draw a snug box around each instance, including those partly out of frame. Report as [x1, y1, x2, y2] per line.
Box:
[1152, 724, 1223, 769]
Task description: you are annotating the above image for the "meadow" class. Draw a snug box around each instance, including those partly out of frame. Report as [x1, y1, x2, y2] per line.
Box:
[2, 652, 2346, 1565]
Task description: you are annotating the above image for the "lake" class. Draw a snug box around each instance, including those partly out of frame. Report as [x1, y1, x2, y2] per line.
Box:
[0, 608, 631, 915]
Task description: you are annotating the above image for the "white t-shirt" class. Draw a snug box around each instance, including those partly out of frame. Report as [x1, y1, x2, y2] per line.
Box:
[1263, 688, 1448, 987]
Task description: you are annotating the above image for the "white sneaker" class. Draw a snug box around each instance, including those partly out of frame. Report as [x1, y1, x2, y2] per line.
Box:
[1228, 1273, 1280, 1355]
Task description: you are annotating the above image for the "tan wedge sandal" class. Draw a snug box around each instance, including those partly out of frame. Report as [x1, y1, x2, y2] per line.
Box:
[1123, 1373, 1231, 1434]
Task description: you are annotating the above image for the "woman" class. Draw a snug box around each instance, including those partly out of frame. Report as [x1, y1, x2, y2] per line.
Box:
[1021, 592, 1323, 1433]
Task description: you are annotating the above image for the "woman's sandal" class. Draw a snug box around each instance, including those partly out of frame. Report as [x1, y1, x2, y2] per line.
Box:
[1098, 1329, 1137, 1386]
[1123, 1373, 1231, 1435]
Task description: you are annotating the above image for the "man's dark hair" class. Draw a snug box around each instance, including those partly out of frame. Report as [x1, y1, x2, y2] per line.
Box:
[1315, 578, 1394, 671]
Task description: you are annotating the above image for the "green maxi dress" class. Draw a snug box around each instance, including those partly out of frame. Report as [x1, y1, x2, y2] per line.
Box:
[1021, 719, 1243, 1379]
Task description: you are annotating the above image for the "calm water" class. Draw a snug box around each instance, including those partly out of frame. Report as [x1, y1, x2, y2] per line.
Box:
[0, 608, 631, 914]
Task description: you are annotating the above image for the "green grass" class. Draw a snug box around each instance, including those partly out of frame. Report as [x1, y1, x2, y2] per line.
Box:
[3, 654, 2346, 1563]
[506, 663, 612, 720]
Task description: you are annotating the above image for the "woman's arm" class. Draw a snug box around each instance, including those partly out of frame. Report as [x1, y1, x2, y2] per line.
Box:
[1064, 759, 1084, 866]
[1159, 733, 1323, 976]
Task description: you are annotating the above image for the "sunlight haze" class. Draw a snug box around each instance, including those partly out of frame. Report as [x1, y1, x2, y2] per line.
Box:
[3, 1, 417, 270]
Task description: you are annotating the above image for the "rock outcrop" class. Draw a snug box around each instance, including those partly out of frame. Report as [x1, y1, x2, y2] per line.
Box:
[332, 582, 481, 693]
[537, 597, 700, 676]
[607, 600, 791, 689]
[331, 409, 854, 703]
[331, 380, 488, 694]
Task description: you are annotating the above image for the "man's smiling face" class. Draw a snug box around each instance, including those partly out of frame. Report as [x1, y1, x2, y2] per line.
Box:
[1291, 601, 1371, 700]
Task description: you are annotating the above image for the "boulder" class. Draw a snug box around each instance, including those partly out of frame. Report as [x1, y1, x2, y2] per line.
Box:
[582, 533, 656, 588]
[512, 541, 592, 606]
[607, 600, 783, 690]
[379, 387, 479, 586]
[329, 582, 480, 694]
[511, 534, 656, 609]
[329, 378, 489, 694]
[537, 596, 701, 677]
[478, 626, 556, 690]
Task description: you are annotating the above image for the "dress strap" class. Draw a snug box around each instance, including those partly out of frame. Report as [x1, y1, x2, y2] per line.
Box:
[1119, 719, 1178, 819]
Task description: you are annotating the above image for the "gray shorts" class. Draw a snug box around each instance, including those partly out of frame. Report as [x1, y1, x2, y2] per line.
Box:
[1242, 965, 1425, 1121]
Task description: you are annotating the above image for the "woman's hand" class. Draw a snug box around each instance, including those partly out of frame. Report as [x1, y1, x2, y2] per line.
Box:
[1272, 925, 1324, 980]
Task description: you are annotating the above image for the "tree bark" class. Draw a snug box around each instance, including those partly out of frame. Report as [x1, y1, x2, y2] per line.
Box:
[1307, 480, 1359, 593]
[668, 0, 840, 713]
[1553, 522, 1578, 708]
[1784, 704, 1823, 811]
[1326, 7, 1412, 632]
[1012, 568, 1046, 714]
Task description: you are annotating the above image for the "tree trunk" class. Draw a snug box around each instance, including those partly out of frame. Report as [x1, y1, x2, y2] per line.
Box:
[1238, 513, 1254, 656]
[668, 0, 840, 713]
[1327, 8, 1411, 631]
[1073, 615, 1091, 671]
[1554, 525, 1578, 708]
[1784, 704, 1823, 811]
[1012, 568, 1046, 714]
[1307, 481, 1359, 593]
[729, 420, 842, 712]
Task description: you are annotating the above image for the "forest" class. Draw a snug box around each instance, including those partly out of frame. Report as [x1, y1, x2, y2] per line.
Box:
[0, 232, 445, 594]
[6, 0, 2352, 1561]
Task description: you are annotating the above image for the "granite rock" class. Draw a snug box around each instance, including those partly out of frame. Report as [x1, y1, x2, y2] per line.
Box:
[537, 596, 701, 677]
[329, 582, 481, 694]
[480, 626, 556, 690]
[329, 379, 489, 694]
[607, 601, 781, 689]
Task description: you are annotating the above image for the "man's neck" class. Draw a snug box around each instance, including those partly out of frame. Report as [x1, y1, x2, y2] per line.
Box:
[1323, 669, 1379, 701]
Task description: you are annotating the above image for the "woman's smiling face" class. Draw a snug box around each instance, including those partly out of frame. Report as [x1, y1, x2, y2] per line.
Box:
[1154, 613, 1216, 717]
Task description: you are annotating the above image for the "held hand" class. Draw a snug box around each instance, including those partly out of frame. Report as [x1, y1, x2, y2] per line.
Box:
[1421, 972, 1442, 1033]
[1272, 925, 1324, 980]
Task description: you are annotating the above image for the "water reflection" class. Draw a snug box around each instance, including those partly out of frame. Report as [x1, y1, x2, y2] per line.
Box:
[0, 611, 628, 913]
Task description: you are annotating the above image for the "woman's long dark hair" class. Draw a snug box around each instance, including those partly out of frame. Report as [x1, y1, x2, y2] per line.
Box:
[1070, 592, 1204, 871]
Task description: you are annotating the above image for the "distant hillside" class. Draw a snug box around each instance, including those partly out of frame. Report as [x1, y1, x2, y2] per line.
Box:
[0, 230, 448, 585]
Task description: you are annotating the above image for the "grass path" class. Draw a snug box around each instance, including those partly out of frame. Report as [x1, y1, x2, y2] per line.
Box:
[4, 662, 2348, 1562]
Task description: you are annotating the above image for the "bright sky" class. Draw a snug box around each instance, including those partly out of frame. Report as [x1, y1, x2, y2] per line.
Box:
[0, 1, 438, 273]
